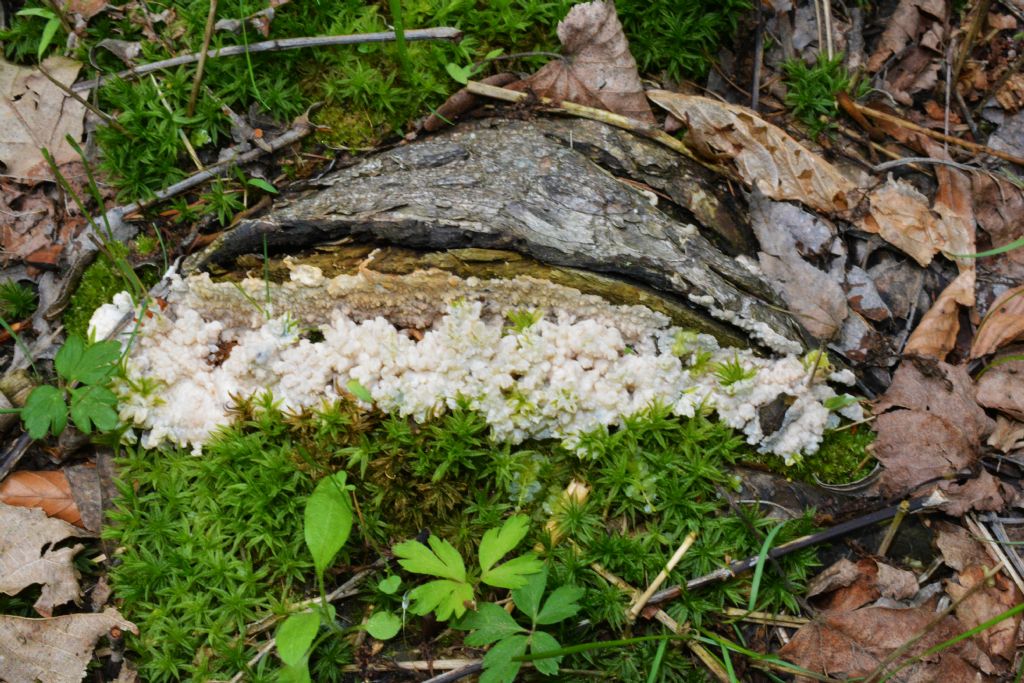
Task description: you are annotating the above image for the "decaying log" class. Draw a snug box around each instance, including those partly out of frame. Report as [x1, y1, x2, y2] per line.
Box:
[195, 117, 811, 353]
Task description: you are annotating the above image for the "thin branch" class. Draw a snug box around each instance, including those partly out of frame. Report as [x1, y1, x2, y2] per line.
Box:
[72, 28, 463, 91]
[871, 156, 985, 174]
[188, 0, 218, 117]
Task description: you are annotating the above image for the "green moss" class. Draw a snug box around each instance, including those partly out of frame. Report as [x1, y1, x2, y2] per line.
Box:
[760, 425, 876, 485]
[63, 245, 160, 339]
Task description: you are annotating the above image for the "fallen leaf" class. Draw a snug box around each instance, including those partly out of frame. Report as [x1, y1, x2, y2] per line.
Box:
[995, 72, 1024, 111]
[0, 607, 137, 683]
[807, 558, 919, 612]
[0, 56, 87, 181]
[859, 176, 948, 267]
[0, 470, 81, 527]
[512, 0, 654, 123]
[647, 90, 857, 213]
[919, 137, 974, 279]
[903, 270, 974, 359]
[64, 0, 108, 21]
[935, 521, 990, 571]
[846, 266, 892, 322]
[970, 173, 1024, 282]
[936, 470, 1008, 516]
[988, 12, 1018, 30]
[987, 415, 1024, 453]
[0, 502, 90, 616]
[976, 359, 1024, 420]
[971, 284, 1024, 357]
[875, 358, 992, 436]
[880, 46, 943, 105]
[947, 565, 1022, 663]
[748, 193, 848, 338]
[866, 0, 945, 71]
[780, 605, 996, 681]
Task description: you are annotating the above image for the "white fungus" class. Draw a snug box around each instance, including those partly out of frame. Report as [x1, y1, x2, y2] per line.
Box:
[94, 272, 861, 461]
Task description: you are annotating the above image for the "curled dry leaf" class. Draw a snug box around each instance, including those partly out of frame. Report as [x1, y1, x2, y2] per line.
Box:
[859, 176, 947, 267]
[512, 0, 654, 123]
[0, 607, 137, 683]
[947, 565, 1023, 663]
[0, 56, 87, 181]
[971, 284, 1024, 357]
[934, 520, 990, 571]
[0, 502, 90, 616]
[866, 0, 944, 71]
[647, 90, 857, 214]
[987, 415, 1024, 453]
[903, 270, 974, 359]
[807, 558, 919, 613]
[919, 137, 975, 278]
[970, 174, 1024, 282]
[0, 470, 81, 527]
[976, 359, 1024, 421]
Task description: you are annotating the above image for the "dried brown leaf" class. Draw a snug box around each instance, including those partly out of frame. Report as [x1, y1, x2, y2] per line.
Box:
[859, 176, 947, 266]
[970, 174, 1024, 282]
[866, 0, 945, 71]
[0, 607, 137, 683]
[807, 558, 919, 613]
[935, 521, 990, 571]
[976, 359, 1024, 420]
[0, 502, 90, 616]
[0, 57, 86, 181]
[647, 90, 857, 213]
[780, 605, 995, 682]
[513, 1, 654, 123]
[904, 270, 974, 360]
[971, 284, 1024, 357]
[0, 470, 81, 527]
[64, 0, 108, 21]
[947, 565, 1022, 663]
[987, 415, 1024, 453]
[920, 137, 975, 278]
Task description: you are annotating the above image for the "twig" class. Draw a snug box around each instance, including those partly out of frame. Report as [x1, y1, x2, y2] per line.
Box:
[876, 499, 909, 556]
[464, 80, 734, 179]
[188, 0, 218, 117]
[951, 0, 993, 88]
[965, 513, 1024, 596]
[871, 156, 984, 174]
[720, 607, 808, 627]
[627, 531, 698, 622]
[849, 100, 1024, 166]
[420, 662, 484, 683]
[35, 64, 129, 135]
[751, 4, 764, 112]
[72, 28, 462, 91]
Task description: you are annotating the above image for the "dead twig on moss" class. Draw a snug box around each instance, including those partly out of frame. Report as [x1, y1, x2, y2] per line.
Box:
[72, 28, 463, 92]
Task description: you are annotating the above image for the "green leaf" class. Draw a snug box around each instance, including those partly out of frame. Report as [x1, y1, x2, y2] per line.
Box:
[16, 7, 57, 18]
[479, 515, 531, 575]
[480, 634, 528, 683]
[278, 659, 311, 683]
[346, 379, 373, 404]
[22, 385, 66, 439]
[511, 568, 547, 622]
[529, 631, 563, 676]
[276, 611, 320, 667]
[445, 62, 473, 84]
[69, 385, 118, 434]
[366, 611, 402, 640]
[949, 236, 1024, 259]
[247, 177, 278, 194]
[38, 17, 60, 60]
[824, 394, 858, 411]
[459, 603, 526, 646]
[378, 575, 401, 594]
[56, 336, 121, 384]
[485, 48, 504, 60]
[304, 472, 353, 577]
[481, 553, 543, 590]
[407, 578, 474, 621]
[535, 584, 584, 625]
[54, 335, 84, 380]
[393, 536, 466, 581]
[748, 522, 786, 612]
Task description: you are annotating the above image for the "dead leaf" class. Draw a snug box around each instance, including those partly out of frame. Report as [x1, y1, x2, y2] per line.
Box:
[866, 0, 945, 71]
[859, 176, 947, 267]
[0, 470, 81, 527]
[904, 270, 974, 359]
[976, 359, 1024, 420]
[947, 565, 1023, 663]
[846, 266, 892, 321]
[971, 284, 1024, 357]
[880, 47, 943, 105]
[748, 193, 848, 338]
[936, 470, 1008, 516]
[0, 502, 90, 616]
[0, 56, 87, 181]
[919, 137, 975, 278]
[780, 605, 995, 681]
[988, 12, 1018, 30]
[935, 521, 990, 571]
[995, 72, 1024, 111]
[873, 359, 993, 498]
[63, 0, 108, 21]
[987, 415, 1024, 453]
[0, 607, 137, 683]
[513, 1, 654, 123]
[970, 173, 1024, 282]
[647, 90, 857, 213]
[807, 558, 919, 612]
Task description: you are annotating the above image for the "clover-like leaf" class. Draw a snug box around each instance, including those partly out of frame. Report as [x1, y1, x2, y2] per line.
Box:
[407, 578, 474, 621]
[481, 553, 544, 590]
[378, 575, 401, 594]
[479, 515, 531, 575]
[69, 385, 119, 434]
[480, 634, 529, 683]
[56, 336, 120, 385]
[22, 385, 67, 439]
[529, 630, 563, 676]
[366, 610, 402, 640]
[511, 568, 547, 622]
[394, 535, 466, 582]
[304, 472, 353, 578]
[535, 584, 584, 625]
[459, 602, 527, 646]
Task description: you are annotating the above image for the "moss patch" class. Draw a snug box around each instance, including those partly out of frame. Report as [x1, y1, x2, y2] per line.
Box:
[63, 245, 160, 339]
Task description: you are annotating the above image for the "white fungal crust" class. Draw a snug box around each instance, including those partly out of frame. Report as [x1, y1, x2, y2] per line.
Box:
[94, 273, 861, 461]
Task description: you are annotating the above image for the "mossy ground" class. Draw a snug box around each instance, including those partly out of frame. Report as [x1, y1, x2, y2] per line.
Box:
[63, 243, 161, 339]
[104, 397, 839, 681]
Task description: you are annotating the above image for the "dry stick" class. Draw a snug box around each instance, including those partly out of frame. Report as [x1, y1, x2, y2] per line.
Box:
[871, 156, 986, 174]
[35, 64, 129, 135]
[951, 0, 993, 88]
[861, 561, 1005, 683]
[983, 513, 1024, 589]
[875, 499, 909, 557]
[751, 3, 764, 112]
[188, 0, 219, 117]
[590, 562, 731, 683]
[965, 513, 1024, 596]
[627, 531, 698, 622]
[719, 607, 808, 628]
[849, 101, 1024, 166]
[72, 28, 462, 92]
[463, 80, 734, 179]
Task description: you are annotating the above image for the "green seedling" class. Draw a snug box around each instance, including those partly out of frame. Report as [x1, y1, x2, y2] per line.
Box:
[783, 54, 867, 135]
[456, 568, 583, 683]
[15, 7, 61, 61]
[0, 280, 37, 321]
[505, 307, 543, 333]
[15, 335, 121, 439]
[713, 354, 757, 387]
[446, 49, 505, 84]
[392, 514, 543, 621]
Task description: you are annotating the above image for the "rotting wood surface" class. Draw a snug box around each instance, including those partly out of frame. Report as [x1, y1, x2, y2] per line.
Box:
[195, 117, 811, 352]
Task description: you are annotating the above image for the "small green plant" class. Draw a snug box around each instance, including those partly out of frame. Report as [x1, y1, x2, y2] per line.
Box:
[14, 6, 61, 61]
[16, 334, 121, 439]
[446, 48, 505, 84]
[505, 307, 544, 333]
[201, 180, 245, 226]
[0, 280, 37, 321]
[456, 568, 584, 683]
[713, 354, 757, 387]
[392, 514, 543, 621]
[783, 54, 867, 135]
